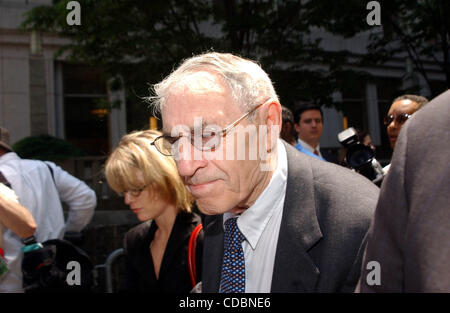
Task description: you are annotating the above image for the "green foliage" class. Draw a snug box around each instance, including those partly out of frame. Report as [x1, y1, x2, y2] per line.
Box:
[363, 0, 450, 96]
[12, 135, 86, 162]
[21, 0, 372, 113]
[20, 0, 448, 118]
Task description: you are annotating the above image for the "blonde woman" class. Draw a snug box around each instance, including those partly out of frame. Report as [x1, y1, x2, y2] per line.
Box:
[105, 130, 202, 293]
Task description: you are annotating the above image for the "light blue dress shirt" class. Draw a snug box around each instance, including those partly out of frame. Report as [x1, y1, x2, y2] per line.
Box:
[295, 139, 325, 161]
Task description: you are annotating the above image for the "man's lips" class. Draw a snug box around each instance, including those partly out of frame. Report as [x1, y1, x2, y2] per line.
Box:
[187, 180, 219, 195]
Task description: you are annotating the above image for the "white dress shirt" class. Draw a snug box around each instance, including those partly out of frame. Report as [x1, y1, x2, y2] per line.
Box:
[297, 138, 322, 157]
[223, 139, 288, 293]
[0, 152, 96, 292]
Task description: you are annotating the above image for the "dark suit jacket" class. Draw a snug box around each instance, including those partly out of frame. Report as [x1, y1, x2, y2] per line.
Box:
[357, 90, 450, 292]
[202, 141, 379, 292]
[122, 211, 203, 293]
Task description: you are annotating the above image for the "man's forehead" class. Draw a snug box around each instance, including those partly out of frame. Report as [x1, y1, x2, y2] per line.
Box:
[161, 96, 230, 134]
[390, 99, 419, 113]
[161, 73, 242, 133]
[301, 109, 322, 119]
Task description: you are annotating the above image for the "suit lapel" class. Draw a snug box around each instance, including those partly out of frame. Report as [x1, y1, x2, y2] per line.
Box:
[158, 212, 197, 279]
[201, 214, 224, 292]
[271, 142, 323, 292]
[201, 142, 323, 292]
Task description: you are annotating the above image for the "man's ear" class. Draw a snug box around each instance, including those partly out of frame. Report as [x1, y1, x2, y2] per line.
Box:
[294, 122, 300, 134]
[265, 101, 282, 151]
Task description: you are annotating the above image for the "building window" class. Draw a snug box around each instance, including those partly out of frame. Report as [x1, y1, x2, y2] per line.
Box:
[341, 79, 368, 133]
[62, 63, 109, 156]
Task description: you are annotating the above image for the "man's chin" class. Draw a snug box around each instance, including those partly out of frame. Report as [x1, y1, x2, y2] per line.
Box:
[196, 198, 232, 216]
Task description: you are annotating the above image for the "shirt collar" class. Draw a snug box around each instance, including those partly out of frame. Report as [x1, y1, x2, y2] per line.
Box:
[0, 152, 20, 163]
[224, 139, 288, 250]
[297, 139, 320, 153]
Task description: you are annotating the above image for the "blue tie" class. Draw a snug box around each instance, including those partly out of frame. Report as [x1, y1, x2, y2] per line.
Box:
[219, 217, 245, 293]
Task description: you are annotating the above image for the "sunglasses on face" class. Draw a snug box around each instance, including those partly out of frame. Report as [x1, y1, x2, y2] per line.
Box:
[383, 113, 412, 126]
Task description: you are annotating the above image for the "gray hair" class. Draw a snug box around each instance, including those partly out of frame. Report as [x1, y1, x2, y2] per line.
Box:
[148, 52, 279, 117]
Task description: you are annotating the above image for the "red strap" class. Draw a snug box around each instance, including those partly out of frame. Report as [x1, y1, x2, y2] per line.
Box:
[188, 224, 203, 288]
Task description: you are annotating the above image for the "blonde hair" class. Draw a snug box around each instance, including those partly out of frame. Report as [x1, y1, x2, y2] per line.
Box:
[105, 130, 193, 212]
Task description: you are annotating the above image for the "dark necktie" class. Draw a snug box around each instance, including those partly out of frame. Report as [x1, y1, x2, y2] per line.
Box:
[219, 217, 245, 293]
[313, 149, 319, 156]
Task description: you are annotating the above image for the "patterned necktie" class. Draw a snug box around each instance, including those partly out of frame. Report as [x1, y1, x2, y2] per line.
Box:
[219, 217, 245, 293]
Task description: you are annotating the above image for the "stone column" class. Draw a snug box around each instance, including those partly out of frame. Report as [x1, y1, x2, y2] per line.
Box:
[29, 30, 48, 136]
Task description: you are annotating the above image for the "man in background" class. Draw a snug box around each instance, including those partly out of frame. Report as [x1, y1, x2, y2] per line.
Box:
[294, 103, 337, 163]
[383, 94, 428, 173]
[385, 94, 429, 149]
[357, 90, 450, 292]
[280, 106, 297, 146]
[281, 106, 323, 160]
[0, 127, 96, 292]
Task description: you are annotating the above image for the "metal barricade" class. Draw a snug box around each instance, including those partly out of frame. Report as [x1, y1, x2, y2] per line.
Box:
[94, 248, 124, 293]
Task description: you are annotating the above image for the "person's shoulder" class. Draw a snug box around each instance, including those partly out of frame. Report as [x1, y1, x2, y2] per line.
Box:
[287, 145, 379, 213]
[412, 90, 450, 122]
[14, 157, 46, 167]
[315, 161, 379, 202]
[11, 158, 53, 178]
[294, 142, 307, 154]
[124, 220, 152, 243]
[292, 144, 378, 191]
[405, 90, 450, 138]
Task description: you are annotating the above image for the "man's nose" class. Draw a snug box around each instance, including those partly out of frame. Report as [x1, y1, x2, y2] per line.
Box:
[175, 138, 208, 178]
[387, 120, 398, 130]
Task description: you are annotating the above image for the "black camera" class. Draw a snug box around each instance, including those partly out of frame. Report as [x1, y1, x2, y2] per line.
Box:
[337, 127, 384, 186]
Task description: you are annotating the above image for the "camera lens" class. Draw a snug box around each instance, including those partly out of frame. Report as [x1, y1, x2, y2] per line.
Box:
[347, 144, 374, 169]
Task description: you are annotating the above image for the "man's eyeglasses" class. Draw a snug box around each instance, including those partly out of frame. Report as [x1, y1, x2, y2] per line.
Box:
[151, 101, 267, 156]
[383, 113, 412, 126]
[121, 185, 147, 198]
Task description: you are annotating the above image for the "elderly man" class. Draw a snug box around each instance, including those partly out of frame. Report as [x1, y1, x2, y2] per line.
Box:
[149, 52, 379, 292]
